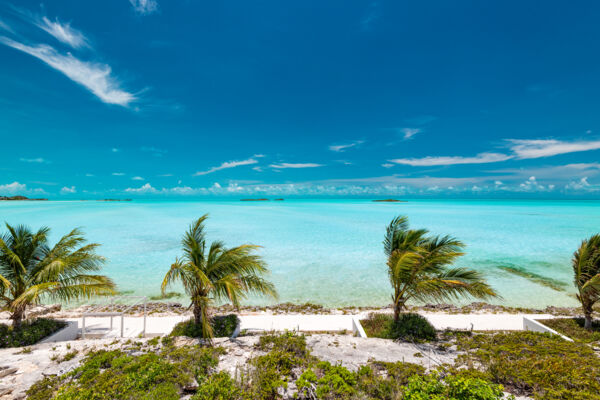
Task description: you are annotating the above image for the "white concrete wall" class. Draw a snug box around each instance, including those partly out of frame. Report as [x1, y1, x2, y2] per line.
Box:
[522, 317, 573, 341]
[40, 321, 79, 343]
[352, 317, 368, 338]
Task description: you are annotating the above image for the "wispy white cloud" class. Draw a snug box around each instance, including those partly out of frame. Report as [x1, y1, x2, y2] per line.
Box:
[489, 163, 600, 180]
[390, 153, 512, 167]
[131, 176, 144, 181]
[381, 163, 394, 168]
[401, 128, 420, 140]
[270, 163, 324, 169]
[129, 0, 159, 15]
[112, 172, 125, 176]
[508, 139, 600, 159]
[35, 17, 89, 49]
[20, 157, 48, 163]
[0, 37, 135, 106]
[194, 155, 263, 176]
[329, 140, 364, 152]
[0, 19, 13, 33]
[60, 186, 76, 194]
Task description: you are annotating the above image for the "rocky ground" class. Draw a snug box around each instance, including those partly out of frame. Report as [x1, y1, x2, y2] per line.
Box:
[0, 333, 459, 399]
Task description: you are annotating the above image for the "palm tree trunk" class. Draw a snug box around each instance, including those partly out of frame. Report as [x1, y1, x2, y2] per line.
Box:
[193, 303, 203, 325]
[393, 301, 403, 323]
[11, 305, 26, 329]
[584, 305, 594, 330]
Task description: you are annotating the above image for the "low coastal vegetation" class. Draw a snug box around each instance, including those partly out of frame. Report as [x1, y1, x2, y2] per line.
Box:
[540, 317, 600, 343]
[455, 330, 600, 399]
[27, 339, 224, 400]
[0, 318, 65, 348]
[161, 214, 278, 341]
[27, 332, 511, 400]
[360, 312, 437, 341]
[170, 314, 239, 338]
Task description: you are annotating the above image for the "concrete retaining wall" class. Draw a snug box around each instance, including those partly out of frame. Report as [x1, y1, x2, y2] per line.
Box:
[40, 321, 79, 343]
[523, 317, 573, 342]
[352, 317, 368, 338]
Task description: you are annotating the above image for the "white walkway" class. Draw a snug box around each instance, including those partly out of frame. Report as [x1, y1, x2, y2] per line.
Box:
[51, 312, 556, 339]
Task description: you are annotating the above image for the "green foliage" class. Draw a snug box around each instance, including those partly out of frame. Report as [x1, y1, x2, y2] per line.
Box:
[0, 318, 65, 348]
[355, 362, 426, 400]
[541, 318, 600, 343]
[361, 313, 436, 342]
[0, 223, 115, 327]
[402, 373, 507, 400]
[244, 332, 314, 399]
[456, 331, 600, 399]
[572, 234, 600, 329]
[161, 215, 277, 340]
[26, 344, 223, 400]
[26, 376, 62, 400]
[26, 332, 514, 400]
[193, 371, 246, 400]
[383, 216, 497, 318]
[170, 314, 239, 338]
[297, 361, 357, 399]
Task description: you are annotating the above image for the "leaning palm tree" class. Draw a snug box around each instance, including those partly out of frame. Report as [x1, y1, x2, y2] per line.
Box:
[572, 234, 600, 330]
[0, 224, 116, 328]
[384, 216, 497, 322]
[162, 215, 278, 340]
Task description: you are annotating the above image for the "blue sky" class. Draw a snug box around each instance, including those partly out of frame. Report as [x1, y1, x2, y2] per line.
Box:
[1, 0, 600, 198]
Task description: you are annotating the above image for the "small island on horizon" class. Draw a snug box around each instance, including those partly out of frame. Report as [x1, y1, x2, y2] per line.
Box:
[0, 195, 48, 201]
[372, 199, 407, 203]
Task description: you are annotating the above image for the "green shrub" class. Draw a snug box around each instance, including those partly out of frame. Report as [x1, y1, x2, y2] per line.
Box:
[541, 318, 600, 343]
[361, 313, 436, 342]
[52, 351, 183, 399]
[402, 373, 507, 400]
[456, 331, 600, 399]
[257, 331, 311, 357]
[170, 314, 239, 338]
[360, 313, 392, 338]
[193, 371, 245, 400]
[26, 345, 224, 400]
[296, 361, 357, 399]
[245, 332, 314, 399]
[26, 376, 62, 400]
[0, 318, 66, 348]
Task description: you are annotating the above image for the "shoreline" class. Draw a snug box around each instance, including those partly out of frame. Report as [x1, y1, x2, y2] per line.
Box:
[39, 301, 584, 319]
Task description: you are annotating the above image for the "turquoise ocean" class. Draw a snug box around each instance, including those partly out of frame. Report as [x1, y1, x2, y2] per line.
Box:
[1, 199, 598, 308]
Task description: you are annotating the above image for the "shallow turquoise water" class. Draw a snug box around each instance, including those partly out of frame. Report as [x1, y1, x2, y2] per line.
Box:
[1, 199, 598, 308]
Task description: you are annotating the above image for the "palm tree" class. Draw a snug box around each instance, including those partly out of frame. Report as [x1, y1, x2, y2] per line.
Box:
[384, 216, 497, 322]
[572, 234, 600, 330]
[0, 224, 116, 328]
[162, 215, 278, 340]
